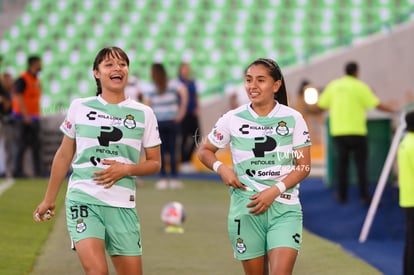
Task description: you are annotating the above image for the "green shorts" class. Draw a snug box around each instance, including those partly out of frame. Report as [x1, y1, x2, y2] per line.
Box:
[227, 189, 302, 260]
[66, 199, 142, 256]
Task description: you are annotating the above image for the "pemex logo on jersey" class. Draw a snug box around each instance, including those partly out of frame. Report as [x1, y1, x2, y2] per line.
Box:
[97, 126, 122, 146]
[123, 114, 136, 129]
[252, 136, 277, 157]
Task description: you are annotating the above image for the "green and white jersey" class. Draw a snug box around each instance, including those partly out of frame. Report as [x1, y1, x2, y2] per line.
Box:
[60, 96, 161, 208]
[208, 102, 311, 205]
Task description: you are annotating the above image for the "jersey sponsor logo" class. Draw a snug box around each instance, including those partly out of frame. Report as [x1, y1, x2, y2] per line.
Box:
[303, 131, 311, 143]
[95, 148, 119, 156]
[239, 124, 249, 134]
[87, 110, 123, 125]
[250, 160, 275, 165]
[63, 119, 72, 130]
[97, 126, 122, 146]
[246, 168, 280, 177]
[239, 124, 274, 135]
[276, 121, 289, 136]
[257, 170, 281, 177]
[124, 114, 136, 129]
[252, 136, 277, 157]
[86, 111, 97, 120]
[246, 169, 256, 177]
[212, 128, 224, 143]
[90, 156, 101, 166]
[292, 233, 301, 244]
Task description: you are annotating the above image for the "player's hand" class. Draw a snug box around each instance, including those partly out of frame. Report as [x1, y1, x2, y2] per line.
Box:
[33, 202, 55, 222]
[93, 160, 128, 189]
[217, 165, 246, 190]
[247, 187, 279, 215]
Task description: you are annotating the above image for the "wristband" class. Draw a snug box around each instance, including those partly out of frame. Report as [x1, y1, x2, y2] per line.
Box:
[275, 181, 286, 193]
[212, 161, 223, 173]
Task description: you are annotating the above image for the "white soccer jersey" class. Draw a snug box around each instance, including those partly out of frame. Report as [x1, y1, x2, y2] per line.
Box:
[208, 102, 311, 205]
[146, 81, 182, 122]
[60, 96, 161, 208]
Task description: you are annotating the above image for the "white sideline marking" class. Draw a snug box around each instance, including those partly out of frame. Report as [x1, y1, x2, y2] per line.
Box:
[0, 178, 15, 196]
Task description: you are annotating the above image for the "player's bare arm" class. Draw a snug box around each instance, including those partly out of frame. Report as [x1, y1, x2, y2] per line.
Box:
[33, 136, 75, 222]
[198, 140, 245, 190]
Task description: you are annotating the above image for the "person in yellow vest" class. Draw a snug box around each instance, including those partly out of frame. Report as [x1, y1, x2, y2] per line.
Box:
[12, 55, 42, 178]
[398, 111, 414, 275]
[318, 61, 394, 205]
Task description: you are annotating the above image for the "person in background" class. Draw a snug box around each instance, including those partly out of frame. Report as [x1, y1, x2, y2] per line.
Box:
[124, 75, 149, 105]
[294, 79, 324, 146]
[124, 75, 148, 187]
[12, 55, 43, 178]
[33, 47, 161, 275]
[398, 110, 414, 275]
[227, 81, 250, 110]
[0, 72, 15, 181]
[177, 62, 200, 173]
[317, 61, 395, 205]
[198, 58, 311, 275]
[147, 63, 188, 189]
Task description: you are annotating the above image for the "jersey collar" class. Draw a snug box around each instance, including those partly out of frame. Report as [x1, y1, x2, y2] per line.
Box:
[97, 95, 131, 107]
[247, 100, 280, 118]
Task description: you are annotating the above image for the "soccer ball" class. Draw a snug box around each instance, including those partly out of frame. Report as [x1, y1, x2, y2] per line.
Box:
[160, 201, 186, 226]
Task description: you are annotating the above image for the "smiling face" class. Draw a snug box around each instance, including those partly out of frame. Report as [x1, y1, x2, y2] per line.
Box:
[244, 64, 281, 109]
[94, 55, 128, 93]
[93, 47, 130, 96]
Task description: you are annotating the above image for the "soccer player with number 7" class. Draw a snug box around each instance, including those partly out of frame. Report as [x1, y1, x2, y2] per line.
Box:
[33, 47, 161, 275]
[198, 58, 312, 275]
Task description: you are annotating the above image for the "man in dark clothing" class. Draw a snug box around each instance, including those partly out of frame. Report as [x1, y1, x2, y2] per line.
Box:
[12, 56, 43, 178]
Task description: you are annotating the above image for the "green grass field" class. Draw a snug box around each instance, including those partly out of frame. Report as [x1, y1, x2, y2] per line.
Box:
[0, 178, 381, 275]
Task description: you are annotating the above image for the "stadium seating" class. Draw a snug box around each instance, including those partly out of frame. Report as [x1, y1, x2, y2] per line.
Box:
[0, 0, 413, 114]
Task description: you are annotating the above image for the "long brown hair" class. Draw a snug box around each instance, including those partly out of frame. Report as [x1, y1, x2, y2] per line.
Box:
[151, 63, 168, 92]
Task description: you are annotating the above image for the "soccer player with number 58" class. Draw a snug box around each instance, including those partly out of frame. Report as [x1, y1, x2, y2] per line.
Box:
[33, 47, 161, 275]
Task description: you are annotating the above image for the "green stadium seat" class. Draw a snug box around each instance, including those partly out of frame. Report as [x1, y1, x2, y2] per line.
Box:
[0, 0, 413, 114]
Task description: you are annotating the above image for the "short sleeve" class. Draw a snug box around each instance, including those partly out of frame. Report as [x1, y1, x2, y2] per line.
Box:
[292, 114, 312, 149]
[360, 83, 380, 109]
[207, 113, 231, 149]
[59, 100, 78, 139]
[317, 82, 332, 110]
[142, 108, 161, 148]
